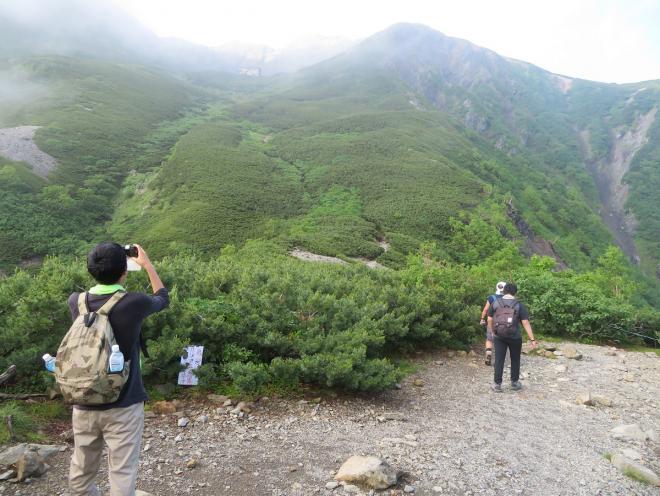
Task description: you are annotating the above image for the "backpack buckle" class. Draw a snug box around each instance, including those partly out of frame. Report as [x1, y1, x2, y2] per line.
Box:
[84, 312, 97, 327]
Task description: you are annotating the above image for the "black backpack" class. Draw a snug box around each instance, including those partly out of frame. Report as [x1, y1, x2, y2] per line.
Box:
[492, 298, 520, 337]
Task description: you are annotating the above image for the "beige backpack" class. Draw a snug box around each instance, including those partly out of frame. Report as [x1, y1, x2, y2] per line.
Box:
[54, 292, 130, 405]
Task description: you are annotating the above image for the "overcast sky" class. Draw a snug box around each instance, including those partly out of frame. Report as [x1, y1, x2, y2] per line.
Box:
[113, 0, 660, 84]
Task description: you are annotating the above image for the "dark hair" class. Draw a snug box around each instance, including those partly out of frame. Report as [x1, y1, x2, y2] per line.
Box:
[87, 242, 127, 284]
[503, 282, 518, 296]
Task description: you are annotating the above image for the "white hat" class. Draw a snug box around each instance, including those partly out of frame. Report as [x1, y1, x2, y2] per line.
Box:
[495, 281, 506, 295]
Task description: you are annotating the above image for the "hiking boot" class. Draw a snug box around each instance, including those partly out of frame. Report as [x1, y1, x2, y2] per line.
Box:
[511, 380, 523, 391]
[491, 383, 502, 393]
[485, 352, 492, 366]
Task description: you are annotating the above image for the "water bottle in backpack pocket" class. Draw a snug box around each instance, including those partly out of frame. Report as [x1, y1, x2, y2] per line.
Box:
[108, 345, 124, 373]
[42, 354, 56, 373]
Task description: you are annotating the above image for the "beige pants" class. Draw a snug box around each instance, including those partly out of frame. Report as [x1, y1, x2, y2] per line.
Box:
[69, 402, 144, 496]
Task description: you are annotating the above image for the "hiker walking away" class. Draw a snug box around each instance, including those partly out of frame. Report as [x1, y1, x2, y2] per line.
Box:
[487, 282, 537, 391]
[61, 243, 168, 496]
[480, 281, 506, 366]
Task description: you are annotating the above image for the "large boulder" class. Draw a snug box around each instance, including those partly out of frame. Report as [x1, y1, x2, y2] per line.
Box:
[207, 394, 229, 404]
[151, 400, 182, 415]
[611, 424, 648, 442]
[0, 443, 61, 467]
[610, 454, 660, 486]
[335, 455, 398, 489]
[0, 443, 63, 482]
[562, 346, 583, 360]
[15, 451, 46, 482]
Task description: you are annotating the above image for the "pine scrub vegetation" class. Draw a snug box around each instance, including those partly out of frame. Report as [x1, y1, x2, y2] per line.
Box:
[1, 238, 657, 394]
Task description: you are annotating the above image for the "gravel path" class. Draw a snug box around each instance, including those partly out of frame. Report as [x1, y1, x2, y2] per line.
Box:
[2, 342, 658, 495]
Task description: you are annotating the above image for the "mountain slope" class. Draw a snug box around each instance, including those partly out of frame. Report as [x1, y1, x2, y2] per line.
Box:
[288, 23, 660, 273]
[113, 64, 601, 272]
[110, 109, 497, 265]
[0, 55, 203, 269]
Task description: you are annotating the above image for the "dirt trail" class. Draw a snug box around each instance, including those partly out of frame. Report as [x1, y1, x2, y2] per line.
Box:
[2, 343, 658, 496]
[0, 126, 57, 178]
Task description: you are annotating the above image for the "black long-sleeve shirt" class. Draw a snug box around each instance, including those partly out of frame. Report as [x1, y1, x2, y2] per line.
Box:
[67, 288, 169, 410]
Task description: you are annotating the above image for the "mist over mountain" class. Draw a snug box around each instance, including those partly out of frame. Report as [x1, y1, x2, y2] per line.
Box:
[1, 0, 223, 71]
[0, 0, 353, 75]
[216, 35, 354, 75]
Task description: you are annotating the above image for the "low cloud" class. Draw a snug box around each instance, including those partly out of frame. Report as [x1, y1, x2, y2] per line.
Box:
[0, 67, 49, 125]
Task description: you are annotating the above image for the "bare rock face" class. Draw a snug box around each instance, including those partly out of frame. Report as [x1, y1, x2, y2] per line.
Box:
[335, 455, 398, 489]
[610, 454, 660, 486]
[621, 448, 642, 461]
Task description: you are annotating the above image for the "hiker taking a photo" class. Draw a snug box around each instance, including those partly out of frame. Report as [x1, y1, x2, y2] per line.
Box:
[55, 242, 169, 496]
[487, 282, 537, 392]
[479, 281, 506, 366]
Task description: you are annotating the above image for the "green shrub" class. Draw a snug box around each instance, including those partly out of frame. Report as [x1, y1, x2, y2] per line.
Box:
[513, 252, 658, 344]
[269, 357, 301, 388]
[227, 361, 270, 393]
